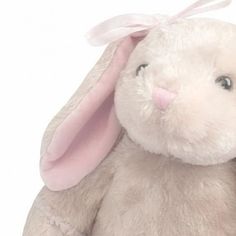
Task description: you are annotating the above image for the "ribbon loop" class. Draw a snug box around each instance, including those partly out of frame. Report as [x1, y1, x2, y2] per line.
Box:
[86, 14, 160, 46]
[86, 0, 232, 46]
[171, 0, 232, 21]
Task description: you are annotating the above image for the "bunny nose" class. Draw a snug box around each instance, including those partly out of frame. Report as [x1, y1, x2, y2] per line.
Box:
[152, 87, 177, 111]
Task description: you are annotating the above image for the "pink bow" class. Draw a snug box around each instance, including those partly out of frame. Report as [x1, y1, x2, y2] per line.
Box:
[86, 0, 232, 46]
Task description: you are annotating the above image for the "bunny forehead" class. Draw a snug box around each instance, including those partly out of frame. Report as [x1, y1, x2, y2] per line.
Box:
[86, 0, 232, 46]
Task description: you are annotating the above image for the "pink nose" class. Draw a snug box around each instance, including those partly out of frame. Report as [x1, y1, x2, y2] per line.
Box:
[152, 87, 176, 111]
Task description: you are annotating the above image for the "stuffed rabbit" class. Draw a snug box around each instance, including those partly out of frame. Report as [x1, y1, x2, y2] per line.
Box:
[23, 1, 236, 235]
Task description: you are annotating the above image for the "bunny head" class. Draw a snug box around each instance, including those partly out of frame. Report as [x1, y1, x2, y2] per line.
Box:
[40, 3, 236, 191]
[115, 18, 236, 167]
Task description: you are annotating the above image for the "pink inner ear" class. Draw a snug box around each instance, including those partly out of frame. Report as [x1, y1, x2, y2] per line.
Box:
[40, 35, 146, 191]
[41, 93, 120, 190]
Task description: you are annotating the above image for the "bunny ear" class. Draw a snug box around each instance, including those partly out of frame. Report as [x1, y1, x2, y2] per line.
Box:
[40, 34, 146, 191]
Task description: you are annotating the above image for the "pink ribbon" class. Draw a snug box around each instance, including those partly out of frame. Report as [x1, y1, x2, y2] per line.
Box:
[86, 0, 232, 46]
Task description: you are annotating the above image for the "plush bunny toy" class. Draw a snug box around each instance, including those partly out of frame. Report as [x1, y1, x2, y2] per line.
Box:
[23, 0, 236, 235]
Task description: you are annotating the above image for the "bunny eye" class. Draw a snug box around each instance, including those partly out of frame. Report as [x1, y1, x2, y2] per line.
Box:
[136, 64, 149, 76]
[215, 75, 233, 91]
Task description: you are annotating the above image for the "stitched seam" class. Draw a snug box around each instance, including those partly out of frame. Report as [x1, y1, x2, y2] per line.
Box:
[34, 199, 84, 236]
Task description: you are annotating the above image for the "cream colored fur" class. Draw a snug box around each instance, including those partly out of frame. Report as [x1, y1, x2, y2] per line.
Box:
[24, 18, 236, 235]
[116, 18, 236, 166]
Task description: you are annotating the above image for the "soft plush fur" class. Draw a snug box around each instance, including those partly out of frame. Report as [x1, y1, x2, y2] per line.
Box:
[23, 18, 236, 235]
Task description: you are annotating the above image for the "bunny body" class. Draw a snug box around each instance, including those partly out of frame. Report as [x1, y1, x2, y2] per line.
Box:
[24, 18, 236, 235]
[24, 135, 236, 236]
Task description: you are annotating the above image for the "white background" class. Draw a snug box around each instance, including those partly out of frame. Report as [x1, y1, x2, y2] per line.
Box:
[0, 0, 235, 235]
